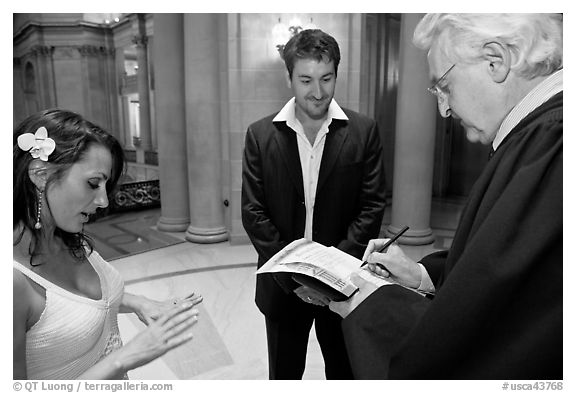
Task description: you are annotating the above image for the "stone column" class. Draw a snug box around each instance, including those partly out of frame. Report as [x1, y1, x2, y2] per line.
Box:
[388, 13, 437, 245]
[132, 14, 153, 153]
[153, 13, 191, 232]
[183, 14, 228, 243]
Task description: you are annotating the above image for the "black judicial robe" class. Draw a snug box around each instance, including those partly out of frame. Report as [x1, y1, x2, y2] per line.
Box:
[342, 92, 562, 379]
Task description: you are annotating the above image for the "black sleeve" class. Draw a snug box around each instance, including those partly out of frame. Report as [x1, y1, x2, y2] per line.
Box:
[337, 120, 387, 258]
[419, 250, 449, 285]
[241, 126, 299, 293]
[341, 284, 431, 379]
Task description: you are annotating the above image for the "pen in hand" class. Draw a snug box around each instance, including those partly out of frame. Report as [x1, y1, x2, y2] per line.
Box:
[360, 226, 410, 272]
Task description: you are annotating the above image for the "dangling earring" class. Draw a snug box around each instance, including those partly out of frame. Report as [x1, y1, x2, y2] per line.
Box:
[35, 189, 43, 230]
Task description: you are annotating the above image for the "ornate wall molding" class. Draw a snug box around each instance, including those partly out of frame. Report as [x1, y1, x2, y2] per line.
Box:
[29, 45, 54, 57]
[54, 46, 79, 59]
[16, 45, 116, 60]
[78, 44, 115, 58]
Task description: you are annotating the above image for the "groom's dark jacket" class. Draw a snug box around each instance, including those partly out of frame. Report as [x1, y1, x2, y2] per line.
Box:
[242, 108, 386, 320]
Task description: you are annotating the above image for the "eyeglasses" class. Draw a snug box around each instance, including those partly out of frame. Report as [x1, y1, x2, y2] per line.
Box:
[427, 63, 456, 98]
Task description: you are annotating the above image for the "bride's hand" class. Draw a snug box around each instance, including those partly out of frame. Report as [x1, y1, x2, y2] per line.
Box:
[117, 299, 201, 371]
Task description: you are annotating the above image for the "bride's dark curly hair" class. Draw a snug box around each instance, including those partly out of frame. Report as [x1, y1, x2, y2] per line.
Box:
[13, 109, 125, 266]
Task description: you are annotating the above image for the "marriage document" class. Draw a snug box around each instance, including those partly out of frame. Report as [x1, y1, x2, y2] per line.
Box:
[257, 238, 394, 300]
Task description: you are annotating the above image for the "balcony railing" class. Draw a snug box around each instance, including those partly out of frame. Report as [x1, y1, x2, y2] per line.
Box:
[110, 179, 160, 212]
[90, 179, 160, 221]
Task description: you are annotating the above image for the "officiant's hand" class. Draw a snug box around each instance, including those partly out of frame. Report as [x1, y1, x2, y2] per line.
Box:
[329, 272, 379, 318]
[362, 241, 421, 289]
[294, 286, 331, 306]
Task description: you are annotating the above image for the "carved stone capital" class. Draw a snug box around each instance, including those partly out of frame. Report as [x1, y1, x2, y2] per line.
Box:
[78, 45, 101, 57]
[54, 46, 79, 59]
[77, 45, 115, 58]
[30, 45, 54, 57]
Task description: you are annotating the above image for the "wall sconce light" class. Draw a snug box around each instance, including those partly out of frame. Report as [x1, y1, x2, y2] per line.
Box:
[272, 16, 317, 57]
[272, 18, 290, 55]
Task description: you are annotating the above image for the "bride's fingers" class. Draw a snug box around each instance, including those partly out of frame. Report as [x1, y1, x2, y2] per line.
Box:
[172, 292, 203, 305]
[164, 330, 195, 349]
[186, 294, 203, 306]
[162, 309, 200, 342]
[157, 301, 197, 325]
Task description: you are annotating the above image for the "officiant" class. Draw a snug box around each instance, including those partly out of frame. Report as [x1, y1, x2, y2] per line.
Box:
[329, 13, 563, 379]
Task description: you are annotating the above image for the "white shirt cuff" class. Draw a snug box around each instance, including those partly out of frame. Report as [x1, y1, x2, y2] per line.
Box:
[417, 263, 436, 294]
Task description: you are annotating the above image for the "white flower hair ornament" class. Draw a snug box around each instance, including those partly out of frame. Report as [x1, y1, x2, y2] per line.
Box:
[17, 127, 56, 162]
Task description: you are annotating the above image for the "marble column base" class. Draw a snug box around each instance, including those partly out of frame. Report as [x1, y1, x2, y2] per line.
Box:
[386, 224, 435, 246]
[157, 216, 190, 232]
[185, 225, 228, 244]
[135, 149, 145, 164]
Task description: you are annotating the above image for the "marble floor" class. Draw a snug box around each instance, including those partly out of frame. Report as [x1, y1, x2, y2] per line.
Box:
[84, 199, 463, 381]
